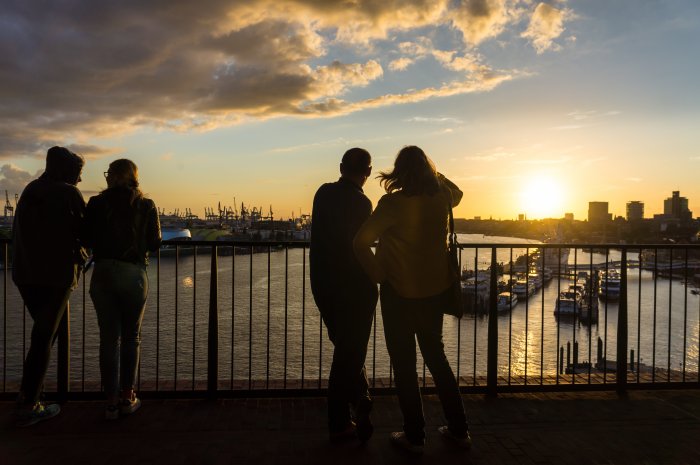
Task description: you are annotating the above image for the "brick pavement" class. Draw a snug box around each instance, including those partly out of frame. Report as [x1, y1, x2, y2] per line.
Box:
[1, 390, 700, 465]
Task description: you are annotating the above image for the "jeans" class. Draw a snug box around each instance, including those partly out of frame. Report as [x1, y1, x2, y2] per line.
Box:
[90, 259, 148, 398]
[317, 291, 376, 433]
[18, 285, 73, 404]
[380, 283, 468, 443]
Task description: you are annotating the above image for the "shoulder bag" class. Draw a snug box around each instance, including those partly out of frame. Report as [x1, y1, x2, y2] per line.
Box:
[443, 190, 464, 318]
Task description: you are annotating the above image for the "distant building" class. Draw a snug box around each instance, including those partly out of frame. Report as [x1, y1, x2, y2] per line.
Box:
[626, 201, 644, 221]
[588, 202, 611, 223]
[663, 191, 692, 221]
[474, 216, 481, 221]
[518, 213, 526, 221]
[564, 213, 574, 221]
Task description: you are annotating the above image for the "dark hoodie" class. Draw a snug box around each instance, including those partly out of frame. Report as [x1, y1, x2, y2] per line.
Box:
[12, 146, 87, 289]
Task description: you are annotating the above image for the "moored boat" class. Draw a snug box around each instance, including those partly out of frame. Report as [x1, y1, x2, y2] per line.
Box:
[554, 289, 582, 316]
[598, 269, 621, 301]
[496, 291, 518, 313]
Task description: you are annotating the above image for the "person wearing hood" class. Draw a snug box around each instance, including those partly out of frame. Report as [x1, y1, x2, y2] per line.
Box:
[12, 146, 87, 427]
[82, 158, 161, 420]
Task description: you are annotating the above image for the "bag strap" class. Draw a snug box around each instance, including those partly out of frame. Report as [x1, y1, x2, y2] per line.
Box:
[443, 184, 458, 247]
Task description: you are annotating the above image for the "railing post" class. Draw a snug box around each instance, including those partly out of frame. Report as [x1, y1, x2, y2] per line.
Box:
[487, 248, 498, 395]
[57, 302, 69, 402]
[616, 248, 628, 393]
[207, 246, 219, 398]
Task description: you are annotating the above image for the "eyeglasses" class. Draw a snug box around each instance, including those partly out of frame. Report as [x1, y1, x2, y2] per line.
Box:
[103, 171, 110, 178]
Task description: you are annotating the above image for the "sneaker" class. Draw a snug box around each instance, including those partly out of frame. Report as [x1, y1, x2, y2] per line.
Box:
[390, 432, 424, 455]
[119, 396, 141, 415]
[329, 422, 356, 443]
[355, 398, 373, 442]
[105, 404, 119, 420]
[438, 426, 472, 450]
[15, 402, 60, 427]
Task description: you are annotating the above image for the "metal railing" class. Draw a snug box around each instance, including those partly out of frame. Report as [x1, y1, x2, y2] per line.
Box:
[1, 239, 699, 400]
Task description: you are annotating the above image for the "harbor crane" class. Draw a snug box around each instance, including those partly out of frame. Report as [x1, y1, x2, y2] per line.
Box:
[4, 190, 14, 219]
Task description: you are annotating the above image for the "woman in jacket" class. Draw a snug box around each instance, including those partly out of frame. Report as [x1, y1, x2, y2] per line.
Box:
[353, 146, 469, 453]
[83, 159, 161, 419]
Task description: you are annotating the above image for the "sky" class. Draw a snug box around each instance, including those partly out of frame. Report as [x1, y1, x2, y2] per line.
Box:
[1, 0, 699, 221]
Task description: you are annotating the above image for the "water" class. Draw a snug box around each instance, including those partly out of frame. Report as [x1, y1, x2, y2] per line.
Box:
[1, 235, 698, 391]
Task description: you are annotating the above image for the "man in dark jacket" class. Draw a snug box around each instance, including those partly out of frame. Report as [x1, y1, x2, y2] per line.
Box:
[310, 148, 378, 441]
[12, 146, 86, 427]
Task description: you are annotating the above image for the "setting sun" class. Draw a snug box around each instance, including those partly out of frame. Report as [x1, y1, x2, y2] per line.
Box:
[518, 175, 567, 219]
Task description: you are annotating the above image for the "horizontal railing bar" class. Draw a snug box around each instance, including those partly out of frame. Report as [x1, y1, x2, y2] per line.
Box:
[2, 380, 697, 402]
[3, 238, 700, 250]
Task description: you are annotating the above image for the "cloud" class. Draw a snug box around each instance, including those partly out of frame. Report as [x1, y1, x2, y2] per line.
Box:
[0, 164, 38, 196]
[65, 144, 120, 160]
[405, 116, 464, 124]
[393, 37, 487, 74]
[451, 0, 523, 46]
[465, 150, 517, 162]
[516, 156, 571, 165]
[267, 138, 347, 154]
[389, 57, 415, 71]
[521, 3, 570, 54]
[560, 109, 621, 129]
[550, 125, 582, 130]
[625, 177, 643, 183]
[0, 0, 574, 158]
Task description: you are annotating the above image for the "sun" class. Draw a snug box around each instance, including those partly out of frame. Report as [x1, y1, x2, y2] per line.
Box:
[518, 175, 566, 219]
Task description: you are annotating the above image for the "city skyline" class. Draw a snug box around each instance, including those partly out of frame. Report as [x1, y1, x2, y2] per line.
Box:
[1, 1, 698, 220]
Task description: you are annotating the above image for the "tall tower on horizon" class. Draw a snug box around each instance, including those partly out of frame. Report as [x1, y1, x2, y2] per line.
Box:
[588, 201, 611, 223]
[626, 201, 644, 221]
[663, 191, 692, 221]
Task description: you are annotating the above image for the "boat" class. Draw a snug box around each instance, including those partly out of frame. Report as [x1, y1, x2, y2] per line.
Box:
[527, 271, 544, 290]
[461, 274, 491, 313]
[162, 227, 192, 242]
[598, 269, 621, 301]
[512, 277, 536, 298]
[554, 289, 582, 316]
[496, 292, 518, 313]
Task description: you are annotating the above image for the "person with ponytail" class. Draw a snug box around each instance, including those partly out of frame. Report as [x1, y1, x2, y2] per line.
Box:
[353, 146, 470, 453]
[83, 159, 161, 420]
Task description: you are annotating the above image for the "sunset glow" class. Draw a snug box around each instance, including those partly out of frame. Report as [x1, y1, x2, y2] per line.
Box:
[519, 175, 567, 220]
[0, 1, 698, 221]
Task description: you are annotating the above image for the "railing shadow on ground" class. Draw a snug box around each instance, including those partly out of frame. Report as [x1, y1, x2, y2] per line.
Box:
[1, 240, 699, 400]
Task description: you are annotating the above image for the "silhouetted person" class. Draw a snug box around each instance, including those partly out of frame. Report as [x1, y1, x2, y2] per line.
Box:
[310, 148, 378, 441]
[12, 146, 86, 427]
[354, 146, 470, 454]
[83, 159, 161, 420]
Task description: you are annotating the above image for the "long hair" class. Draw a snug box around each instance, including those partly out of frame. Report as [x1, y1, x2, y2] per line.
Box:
[107, 158, 143, 204]
[378, 146, 440, 196]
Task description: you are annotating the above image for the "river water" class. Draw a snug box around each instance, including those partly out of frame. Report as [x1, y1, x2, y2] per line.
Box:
[1, 234, 698, 390]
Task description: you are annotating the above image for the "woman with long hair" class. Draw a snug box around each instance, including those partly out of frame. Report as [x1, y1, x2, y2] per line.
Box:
[83, 159, 161, 419]
[353, 146, 469, 453]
